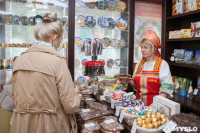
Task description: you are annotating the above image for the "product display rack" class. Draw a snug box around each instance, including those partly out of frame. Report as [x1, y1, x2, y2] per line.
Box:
[162, 0, 200, 115]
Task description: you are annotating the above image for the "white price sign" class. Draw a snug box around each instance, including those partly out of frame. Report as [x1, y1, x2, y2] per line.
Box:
[111, 99, 115, 109]
[163, 120, 177, 133]
[82, 109, 91, 113]
[104, 119, 115, 124]
[115, 106, 120, 117]
[193, 89, 198, 95]
[84, 123, 95, 128]
[131, 124, 137, 133]
[119, 111, 124, 123]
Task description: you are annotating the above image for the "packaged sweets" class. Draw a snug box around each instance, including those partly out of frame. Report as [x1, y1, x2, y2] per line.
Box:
[181, 29, 191, 38]
[172, 0, 184, 16]
[80, 110, 112, 121]
[81, 121, 100, 133]
[197, 0, 200, 10]
[89, 102, 108, 110]
[100, 119, 124, 132]
[191, 21, 200, 37]
[184, 0, 197, 12]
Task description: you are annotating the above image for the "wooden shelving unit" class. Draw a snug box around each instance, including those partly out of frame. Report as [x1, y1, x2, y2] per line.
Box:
[162, 0, 200, 115]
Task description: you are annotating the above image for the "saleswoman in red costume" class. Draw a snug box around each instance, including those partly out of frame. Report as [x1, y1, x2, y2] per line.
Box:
[123, 30, 174, 106]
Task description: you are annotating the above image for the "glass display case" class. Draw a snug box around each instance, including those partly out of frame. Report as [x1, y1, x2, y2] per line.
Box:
[0, 1, 68, 132]
[0, 0, 68, 90]
[74, 0, 130, 80]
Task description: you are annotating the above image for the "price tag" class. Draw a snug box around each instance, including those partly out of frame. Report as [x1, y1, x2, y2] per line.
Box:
[131, 124, 137, 133]
[82, 109, 91, 113]
[193, 89, 198, 95]
[163, 120, 177, 133]
[111, 99, 115, 109]
[85, 98, 92, 100]
[94, 91, 97, 95]
[119, 111, 124, 123]
[115, 106, 120, 117]
[153, 97, 158, 107]
[104, 119, 115, 124]
[84, 123, 95, 128]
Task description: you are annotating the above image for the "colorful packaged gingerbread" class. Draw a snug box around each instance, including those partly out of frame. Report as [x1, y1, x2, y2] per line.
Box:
[184, 0, 197, 13]
[172, 0, 184, 16]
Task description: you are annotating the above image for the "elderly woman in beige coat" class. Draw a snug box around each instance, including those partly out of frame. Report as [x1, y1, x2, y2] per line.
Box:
[11, 13, 80, 133]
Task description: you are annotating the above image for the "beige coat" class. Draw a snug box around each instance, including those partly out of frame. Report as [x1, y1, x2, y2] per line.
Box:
[11, 44, 80, 133]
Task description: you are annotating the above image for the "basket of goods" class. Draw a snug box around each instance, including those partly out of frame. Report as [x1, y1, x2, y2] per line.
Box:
[170, 113, 200, 133]
[104, 91, 125, 103]
[100, 118, 124, 133]
[99, 80, 116, 95]
[81, 121, 100, 133]
[133, 112, 169, 133]
[115, 95, 142, 109]
[123, 106, 154, 127]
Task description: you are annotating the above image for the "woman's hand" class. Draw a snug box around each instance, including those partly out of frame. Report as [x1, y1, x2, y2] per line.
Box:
[74, 85, 80, 94]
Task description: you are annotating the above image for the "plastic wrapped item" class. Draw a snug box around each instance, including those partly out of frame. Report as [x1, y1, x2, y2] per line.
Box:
[81, 89, 94, 95]
[81, 121, 100, 133]
[170, 113, 200, 132]
[89, 102, 108, 110]
[100, 119, 124, 132]
[100, 128, 120, 133]
[80, 110, 113, 121]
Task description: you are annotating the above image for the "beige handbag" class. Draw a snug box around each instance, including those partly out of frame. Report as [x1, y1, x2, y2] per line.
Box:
[0, 79, 14, 112]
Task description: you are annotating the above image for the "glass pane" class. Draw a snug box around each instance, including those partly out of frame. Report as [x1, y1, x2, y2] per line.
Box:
[0, 0, 69, 91]
[74, 0, 129, 80]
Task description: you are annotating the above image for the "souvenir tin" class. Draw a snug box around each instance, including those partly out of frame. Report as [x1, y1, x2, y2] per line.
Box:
[96, 1, 107, 10]
[20, 16, 29, 25]
[102, 37, 111, 47]
[13, 15, 20, 25]
[115, 18, 127, 30]
[107, 59, 114, 68]
[111, 39, 118, 47]
[4, 14, 13, 24]
[35, 15, 42, 24]
[85, 16, 96, 28]
[29, 16, 35, 25]
[115, 59, 122, 66]
[99, 59, 105, 64]
[107, 0, 118, 11]
[85, 38, 92, 56]
[75, 59, 80, 67]
[62, 17, 68, 26]
[82, 59, 88, 65]
[98, 16, 107, 28]
[9, 58, 14, 69]
[107, 18, 115, 29]
[93, 38, 103, 55]
[77, 15, 85, 27]
[2, 59, 8, 69]
[86, 2, 96, 9]
[116, 1, 126, 12]
[77, 76, 86, 84]
[118, 39, 126, 48]
[75, 37, 83, 47]
[76, 0, 86, 8]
